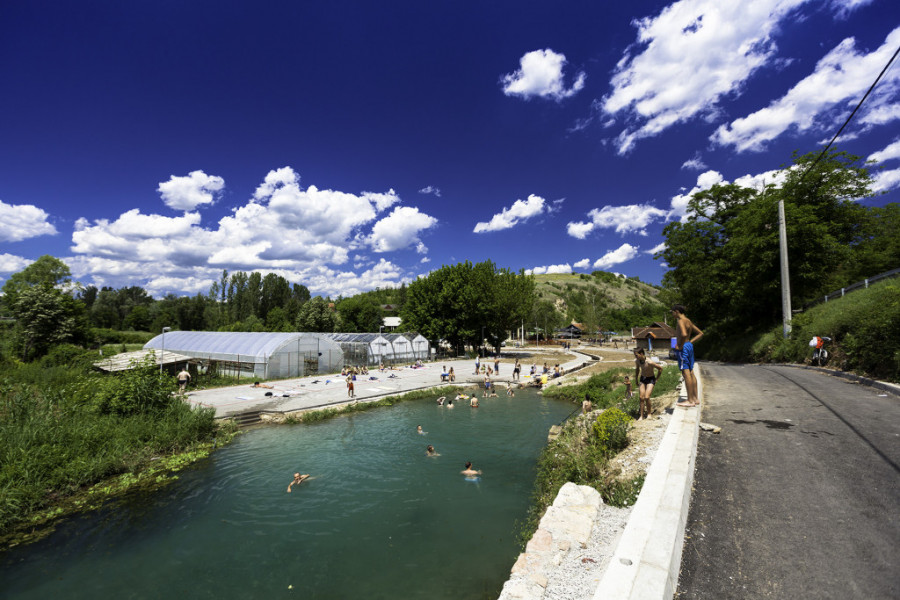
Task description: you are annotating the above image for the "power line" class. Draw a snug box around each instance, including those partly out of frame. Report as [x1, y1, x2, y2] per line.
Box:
[798, 43, 900, 184]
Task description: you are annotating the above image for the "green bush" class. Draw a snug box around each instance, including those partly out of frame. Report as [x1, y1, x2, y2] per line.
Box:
[592, 407, 632, 456]
[748, 280, 900, 382]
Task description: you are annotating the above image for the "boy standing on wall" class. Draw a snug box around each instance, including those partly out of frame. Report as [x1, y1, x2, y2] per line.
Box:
[672, 304, 703, 408]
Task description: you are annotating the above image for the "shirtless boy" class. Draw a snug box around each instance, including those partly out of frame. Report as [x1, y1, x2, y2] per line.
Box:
[672, 304, 703, 407]
[287, 472, 310, 492]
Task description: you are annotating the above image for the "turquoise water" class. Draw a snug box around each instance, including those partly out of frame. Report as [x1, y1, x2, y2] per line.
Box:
[1, 390, 575, 599]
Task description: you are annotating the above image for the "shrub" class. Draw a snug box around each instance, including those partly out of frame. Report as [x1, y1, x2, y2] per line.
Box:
[592, 407, 631, 456]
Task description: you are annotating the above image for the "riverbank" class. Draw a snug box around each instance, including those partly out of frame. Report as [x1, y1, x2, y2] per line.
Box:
[0, 424, 239, 551]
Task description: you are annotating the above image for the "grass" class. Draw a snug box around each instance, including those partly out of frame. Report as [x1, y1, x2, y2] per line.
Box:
[0, 355, 233, 547]
[747, 279, 900, 382]
[517, 364, 680, 546]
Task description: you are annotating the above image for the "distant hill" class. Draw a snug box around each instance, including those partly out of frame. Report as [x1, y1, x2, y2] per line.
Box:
[533, 272, 662, 311]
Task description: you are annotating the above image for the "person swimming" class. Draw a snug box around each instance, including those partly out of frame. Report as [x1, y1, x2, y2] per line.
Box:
[287, 472, 310, 492]
[417, 425, 426, 435]
[436, 396, 445, 405]
[426, 445, 439, 457]
[461, 461, 482, 477]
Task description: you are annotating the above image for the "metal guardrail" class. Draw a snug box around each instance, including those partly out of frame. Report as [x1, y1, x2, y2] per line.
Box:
[803, 267, 900, 310]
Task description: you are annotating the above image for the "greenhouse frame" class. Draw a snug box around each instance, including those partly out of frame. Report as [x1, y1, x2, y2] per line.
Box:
[143, 331, 344, 379]
[324, 333, 393, 366]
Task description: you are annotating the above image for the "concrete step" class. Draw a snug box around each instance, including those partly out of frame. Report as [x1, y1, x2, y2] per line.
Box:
[229, 411, 262, 427]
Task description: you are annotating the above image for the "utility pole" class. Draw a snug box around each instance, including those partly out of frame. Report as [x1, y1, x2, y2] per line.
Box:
[778, 199, 792, 339]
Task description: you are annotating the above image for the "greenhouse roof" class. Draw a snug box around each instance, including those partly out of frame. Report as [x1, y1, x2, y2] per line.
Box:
[326, 333, 384, 343]
[144, 331, 324, 360]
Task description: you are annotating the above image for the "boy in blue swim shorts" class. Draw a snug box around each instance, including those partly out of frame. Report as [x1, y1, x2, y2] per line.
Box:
[672, 304, 703, 407]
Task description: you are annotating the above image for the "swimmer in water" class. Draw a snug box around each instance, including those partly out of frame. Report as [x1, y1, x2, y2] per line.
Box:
[287, 472, 310, 492]
[461, 461, 482, 476]
[426, 445, 439, 457]
[447, 398, 454, 407]
[417, 425, 426, 435]
[437, 396, 445, 405]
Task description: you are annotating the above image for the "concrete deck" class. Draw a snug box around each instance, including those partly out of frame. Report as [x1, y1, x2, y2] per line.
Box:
[184, 349, 594, 418]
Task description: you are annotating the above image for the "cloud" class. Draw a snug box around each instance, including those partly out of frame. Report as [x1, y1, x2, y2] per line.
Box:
[67, 167, 435, 296]
[418, 186, 442, 197]
[157, 170, 225, 211]
[681, 152, 708, 171]
[369, 206, 438, 253]
[526, 263, 572, 275]
[593, 243, 639, 269]
[868, 138, 900, 164]
[474, 194, 548, 233]
[868, 139, 900, 192]
[573, 258, 591, 269]
[0, 253, 33, 273]
[501, 49, 586, 101]
[603, 0, 814, 154]
[647, 242, 666, 255]
[567, 203, 669, 238]
[669, 166, 789, 221]
[712, 27, 900, 152]
[0, 199, 57, 242]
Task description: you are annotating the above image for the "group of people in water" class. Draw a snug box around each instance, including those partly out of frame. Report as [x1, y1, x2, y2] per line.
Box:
[417, 421, 482, 478]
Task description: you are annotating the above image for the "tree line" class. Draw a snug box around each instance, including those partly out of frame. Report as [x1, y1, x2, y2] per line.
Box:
[659, 148, 899, 346]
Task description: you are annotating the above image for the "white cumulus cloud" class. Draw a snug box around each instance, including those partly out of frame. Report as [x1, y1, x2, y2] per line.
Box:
[712, 27, 900, 152]
[474, 194, 548, 233]
[0, 199, 57, 242]
[593, 244, 639, 270]
[567, 203, 669, 238]
[369, 206, 438, 253]
[157, 170, 225, 211]
[603, 0, 814, 154]
[501, 49, 585, 101]
[647, 242, 667, 255]
[0, 253, 33, 273]
[526, 264, 572, 275]
[573, 258, 591, 269]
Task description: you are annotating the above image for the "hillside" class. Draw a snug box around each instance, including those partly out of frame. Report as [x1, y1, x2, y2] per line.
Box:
[533, 272, 662, 311]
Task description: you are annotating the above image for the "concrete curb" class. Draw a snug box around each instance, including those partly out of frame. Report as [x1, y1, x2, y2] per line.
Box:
[591, 367, 703, 600]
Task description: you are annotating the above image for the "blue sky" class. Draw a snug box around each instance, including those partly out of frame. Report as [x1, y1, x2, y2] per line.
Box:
[1, 0, 898, 298]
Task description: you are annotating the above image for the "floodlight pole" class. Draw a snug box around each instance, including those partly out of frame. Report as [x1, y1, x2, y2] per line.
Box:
[160, 326, 171, 373]
[778, 199, 792, 339]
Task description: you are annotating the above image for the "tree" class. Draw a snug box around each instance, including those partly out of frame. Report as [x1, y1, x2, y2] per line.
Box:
[2, 255, 73, 310]
[296, 297, 337, 332]
[401, 260, 535, 353]
[12, 284, 89, 360]
[660, 149, 877, 335]
[336, 295, 384, 332]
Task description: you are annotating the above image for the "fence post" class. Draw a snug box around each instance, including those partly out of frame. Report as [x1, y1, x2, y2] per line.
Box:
[865, 279, 869, 289]
[841, 288, 845, 297]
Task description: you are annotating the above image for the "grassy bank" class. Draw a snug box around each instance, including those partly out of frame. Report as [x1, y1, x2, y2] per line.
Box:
[0, 353, 235, 549]
[747, 280, 900, 382]
[519, 365, 680, 545]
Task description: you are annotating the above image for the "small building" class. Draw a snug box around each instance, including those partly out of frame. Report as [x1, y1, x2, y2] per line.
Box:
[94, 349, 195, 375]
[382, 316, 402, 332]
[556, 323, 584, 339]
[144, 331, 344, 379]
[631, 322, 676, 353]
[383, 333, 414, 362]
[405, 333, 430, 361]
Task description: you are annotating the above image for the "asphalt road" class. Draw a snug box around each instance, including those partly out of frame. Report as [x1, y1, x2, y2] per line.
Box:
[677, 364, 900, 599]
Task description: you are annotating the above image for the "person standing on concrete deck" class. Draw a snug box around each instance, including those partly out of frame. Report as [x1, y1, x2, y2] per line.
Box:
[672, 304, 703, 407]
[513, 359, 520, 381]
[494, 356, 500, 374]
[346, 373, 355, 398]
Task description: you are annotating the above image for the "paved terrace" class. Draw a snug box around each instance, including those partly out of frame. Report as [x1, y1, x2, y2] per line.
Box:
[185, 349, 595, 419]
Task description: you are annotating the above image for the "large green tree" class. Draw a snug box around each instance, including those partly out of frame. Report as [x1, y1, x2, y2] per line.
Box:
[2, 255, 73, 311]
[660, 149, 880, 335]
[12, 284, 89, 360]
[401, 260, 535, 353]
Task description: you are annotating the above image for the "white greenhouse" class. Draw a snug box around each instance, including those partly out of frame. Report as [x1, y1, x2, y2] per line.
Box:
[324, 333, 393, 366]
[144, 331, 344, 379]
